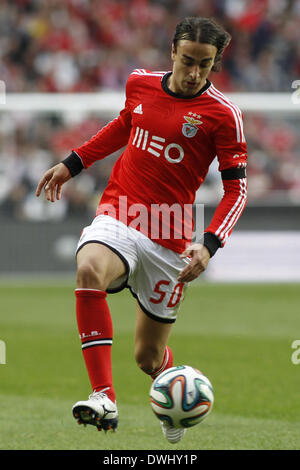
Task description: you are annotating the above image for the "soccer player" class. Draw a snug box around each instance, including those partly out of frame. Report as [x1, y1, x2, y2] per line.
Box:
[36, 17, 247, 444]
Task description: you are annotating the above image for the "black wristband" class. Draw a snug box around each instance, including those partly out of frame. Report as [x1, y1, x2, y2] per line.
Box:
[62, 151, 84, 177]
[201, 232, 221, 257]
[221, 167, 246, 180]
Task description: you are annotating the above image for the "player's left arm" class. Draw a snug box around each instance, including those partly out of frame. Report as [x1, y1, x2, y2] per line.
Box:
[205, 105, 247, 249]
[178, 107, 248, 282]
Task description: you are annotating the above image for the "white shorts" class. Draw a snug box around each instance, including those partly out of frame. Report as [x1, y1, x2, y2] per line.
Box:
[76, 215, 190, 323]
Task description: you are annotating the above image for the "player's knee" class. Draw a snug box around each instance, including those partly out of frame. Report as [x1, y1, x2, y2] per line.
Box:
[135, 347, 161, 375]
[76, 261, 108, 290]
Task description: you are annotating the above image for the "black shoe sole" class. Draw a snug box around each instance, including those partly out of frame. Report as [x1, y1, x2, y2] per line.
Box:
[72, 405, 118, 432]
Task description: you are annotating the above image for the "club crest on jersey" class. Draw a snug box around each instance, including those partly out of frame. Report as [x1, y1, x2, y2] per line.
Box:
[182, 113, 202, 138]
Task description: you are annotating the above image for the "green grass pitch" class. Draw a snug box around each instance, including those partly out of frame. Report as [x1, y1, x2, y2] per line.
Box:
[0, 282, 299, 450]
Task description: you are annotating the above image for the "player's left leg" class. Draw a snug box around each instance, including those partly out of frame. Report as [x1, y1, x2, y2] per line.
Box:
[134, 302, 186, 443]
[134, 301, 174, 378]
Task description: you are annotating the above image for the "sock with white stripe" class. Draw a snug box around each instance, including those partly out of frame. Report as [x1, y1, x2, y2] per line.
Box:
[150, 346, 174, 381]
[75, 288, 115, 403]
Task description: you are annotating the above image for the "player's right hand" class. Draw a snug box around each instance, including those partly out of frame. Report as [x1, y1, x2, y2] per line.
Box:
[35, 163, 72, 202]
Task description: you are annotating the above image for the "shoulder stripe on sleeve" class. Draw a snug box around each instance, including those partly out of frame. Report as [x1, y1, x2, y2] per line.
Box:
[215, 179, 247, 243]
[211, 85, 246, 143]
[130, 69, 166, 77]
[207, 86, 246, 144]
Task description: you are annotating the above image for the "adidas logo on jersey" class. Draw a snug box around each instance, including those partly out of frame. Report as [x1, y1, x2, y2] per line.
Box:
[133, 104, 143, 114]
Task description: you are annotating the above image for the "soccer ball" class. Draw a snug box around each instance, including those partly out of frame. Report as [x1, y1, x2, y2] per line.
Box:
[150, 365, 214, 428]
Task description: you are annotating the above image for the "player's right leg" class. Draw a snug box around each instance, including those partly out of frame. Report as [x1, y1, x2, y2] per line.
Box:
[72, 242, 126, 432]
[76, 241, 127, 290]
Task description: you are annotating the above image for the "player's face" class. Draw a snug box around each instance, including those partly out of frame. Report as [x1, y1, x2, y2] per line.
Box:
[169, 40, 217, 96]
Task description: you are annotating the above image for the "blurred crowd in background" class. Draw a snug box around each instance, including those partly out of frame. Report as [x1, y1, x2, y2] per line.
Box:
[0, 0, 299, 221]
[1, 0, 300, 92]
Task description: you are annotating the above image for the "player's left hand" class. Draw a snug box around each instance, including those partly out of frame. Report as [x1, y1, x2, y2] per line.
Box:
[178, 243, 210, 283]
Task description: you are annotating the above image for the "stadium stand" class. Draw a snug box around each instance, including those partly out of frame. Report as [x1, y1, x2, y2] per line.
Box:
[0, 0, 299, 222]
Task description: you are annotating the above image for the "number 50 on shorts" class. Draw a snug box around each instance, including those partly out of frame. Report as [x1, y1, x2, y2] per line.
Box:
[150, 280, 185, 308]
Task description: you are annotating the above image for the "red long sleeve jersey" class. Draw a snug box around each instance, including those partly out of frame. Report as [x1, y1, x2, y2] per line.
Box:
[73, 69, 247, 254]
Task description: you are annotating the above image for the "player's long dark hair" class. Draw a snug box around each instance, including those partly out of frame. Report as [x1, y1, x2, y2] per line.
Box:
[173, 17, 231, 72]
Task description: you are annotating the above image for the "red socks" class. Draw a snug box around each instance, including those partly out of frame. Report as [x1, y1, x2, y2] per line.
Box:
[150, 345, 174, 381]
[75, 288, 116, 403]
[75, 288, 174, 401]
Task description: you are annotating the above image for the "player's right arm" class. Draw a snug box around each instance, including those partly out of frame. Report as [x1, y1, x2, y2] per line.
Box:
[70, 72, 137, 169]
[72, 104, 132, 170]
[35, 73, 135, 202]
[35, 162, 72, 202]
[35, 104, 131, 202]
